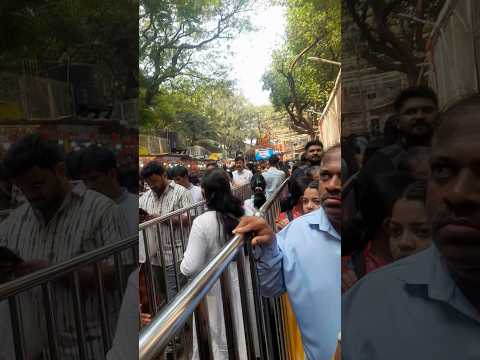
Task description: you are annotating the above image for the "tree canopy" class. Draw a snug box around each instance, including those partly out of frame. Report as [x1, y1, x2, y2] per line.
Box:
[262, 0, 340, 138]
[344, 0, 443, 85]
[139, 0, 253, 105]
[0, 0, 138, 99]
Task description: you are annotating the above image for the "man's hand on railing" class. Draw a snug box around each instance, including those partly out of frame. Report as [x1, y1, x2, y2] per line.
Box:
[233, 216, 275, 246]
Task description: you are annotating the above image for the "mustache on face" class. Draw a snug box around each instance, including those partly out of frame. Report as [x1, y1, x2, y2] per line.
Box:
[432, 210, 480, 233]
[321, 191, 341, 203]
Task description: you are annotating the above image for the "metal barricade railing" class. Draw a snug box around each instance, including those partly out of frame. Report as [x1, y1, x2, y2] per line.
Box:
[139, 178, 290, 360]
[0, 234, 138, 360]
[138, 183, 252, 315]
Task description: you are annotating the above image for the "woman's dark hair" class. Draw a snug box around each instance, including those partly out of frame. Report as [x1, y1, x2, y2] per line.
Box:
[201, 169, 244, 238]
[306, 180, 319, 191]
[250, 173, 267, 209]
[357, 172, 413, 247]
[399, 180, 427, 203]
[281, 175, 311, 211]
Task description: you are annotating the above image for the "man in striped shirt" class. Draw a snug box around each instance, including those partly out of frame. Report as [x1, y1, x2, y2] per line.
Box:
[78, 145, 138, 236]
[0, 134, 130, 359]
[139, 161, 193, 303]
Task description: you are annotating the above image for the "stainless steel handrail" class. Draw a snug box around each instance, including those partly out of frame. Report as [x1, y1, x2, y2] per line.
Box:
[139, 234, 244, 358]
[139, 177, 289, 360]
[0, 234, 137, 299]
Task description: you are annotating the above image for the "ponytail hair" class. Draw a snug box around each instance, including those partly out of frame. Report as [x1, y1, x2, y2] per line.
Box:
[201, 169, 244, 238]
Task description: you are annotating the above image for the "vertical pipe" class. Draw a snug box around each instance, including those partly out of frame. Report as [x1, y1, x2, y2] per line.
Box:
[114, 253, 125, 291]
[156, 223, 169, 308]
[143, 227, 158, 315]
[179, 210, 187, 254]
[245, 242, 268, 360]
[168, 217, 181, 293]
[236, 249, 256, 359]
[95, 262, 112, 352]
[72, 272, 88, 359]
[195, 299, 213, 360]
[41, 283, 60, 360]
[8, 296, 26, 360]
[220, 270, 239, 360]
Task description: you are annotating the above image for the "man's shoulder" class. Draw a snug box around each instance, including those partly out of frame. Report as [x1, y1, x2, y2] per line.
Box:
[81, 189, 119, 216]
[344, 247, 435, 303]
[170, 182, 189, 195]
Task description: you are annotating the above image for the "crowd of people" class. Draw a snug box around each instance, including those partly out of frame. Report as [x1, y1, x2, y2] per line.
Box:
[135, 139, 332, 359]
[1, 85, 478, 360]
[341, 87, 480, 359]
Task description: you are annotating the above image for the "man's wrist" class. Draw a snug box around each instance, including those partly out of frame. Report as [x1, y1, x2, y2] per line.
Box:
[252, 236, 278, 261]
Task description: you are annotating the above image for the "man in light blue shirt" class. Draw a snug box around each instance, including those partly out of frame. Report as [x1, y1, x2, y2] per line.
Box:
[263, 154, 287, 198]
[234, 144, 342, 360]
[342, 95, 480, 359]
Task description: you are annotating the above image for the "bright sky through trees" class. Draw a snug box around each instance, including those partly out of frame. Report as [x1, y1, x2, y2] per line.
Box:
[231, 5, 286, 105]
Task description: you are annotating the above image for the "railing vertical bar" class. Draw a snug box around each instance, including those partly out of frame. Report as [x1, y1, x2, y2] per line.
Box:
[236, 247, 256, 360]
[220, 270, 239, 360]
[195, 298, 213, 360]
[114, 253, 125, 291]
[72, 271, 88, 359]
[8, 295, 26, 360]
[95, 262, 112, 352]
[179, 210, 187, 254]
[42, 282, 60, 360]
[245, 241, 268, 360]
[156, 223, 169, 309]
[168, 217, 181, 294]
[143, 228, 158, 315]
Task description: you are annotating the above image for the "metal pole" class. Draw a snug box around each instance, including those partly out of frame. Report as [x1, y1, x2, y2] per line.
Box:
[42, 283, 60, 360]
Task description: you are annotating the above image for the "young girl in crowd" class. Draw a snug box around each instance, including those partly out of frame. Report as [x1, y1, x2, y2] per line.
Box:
[341, 173, 412, 293]
[180, 169, 246, 359]
[276, 176, 311, 231]
[387, 180, 432, 260]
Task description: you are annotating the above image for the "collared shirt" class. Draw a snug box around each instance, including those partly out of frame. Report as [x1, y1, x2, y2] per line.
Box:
[232, 169, 253, 187]
[342, 245, 480, 360]
[0, 181, 128, 261]
[263, 167, 286, 198]
[115, 187, 139, 236]
[139, 181, 193, 266]
[0, 181, 129, 359]
[255, 208, 341, 360]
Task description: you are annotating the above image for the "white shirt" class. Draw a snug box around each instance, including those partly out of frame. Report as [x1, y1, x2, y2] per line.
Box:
[342, 245, 480, 359]
[232, 169, 253, 187]
[180, 211, 247, 359]
[243, 197, 257, 216]
[187, 183, 204, 203]
[262, 167, 286, 198]
[115, 187, 138, 236]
